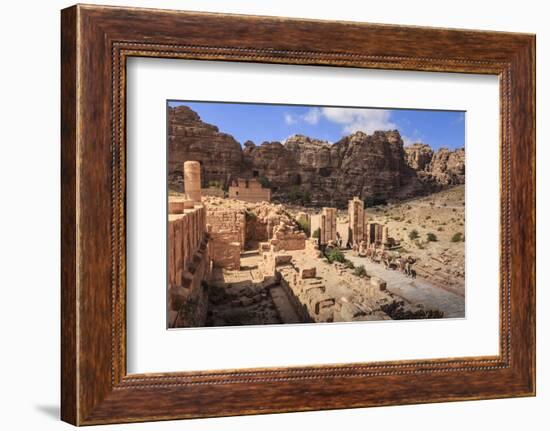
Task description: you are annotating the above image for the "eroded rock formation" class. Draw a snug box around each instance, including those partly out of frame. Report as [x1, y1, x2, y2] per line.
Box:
[168, 106, 465, 207]
[168, 105, 243, 191]
[404, 143, 465, 186]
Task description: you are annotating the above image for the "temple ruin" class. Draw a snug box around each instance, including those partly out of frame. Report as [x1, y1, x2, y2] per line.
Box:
[165, 100, 467, 326]
[228, 178, 271, 203]
[348, 196, 365, 246]
[168, 164, 442, 328]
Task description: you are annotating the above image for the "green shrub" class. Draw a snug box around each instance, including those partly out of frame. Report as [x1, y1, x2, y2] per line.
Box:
[288, 186, 311, 205]
[451, 232, 463, 242]
[426, 232, 438, 242]
[297, 218, 311, 237]
[258, 175, 271, 188]
[288, 186, 302, 202]
[353, 265, 367, 278]
[408, 229, 419, 240]
[312, 228, 320, 239]
[208, 180, 222, 189]
[325, 248, 346, 264]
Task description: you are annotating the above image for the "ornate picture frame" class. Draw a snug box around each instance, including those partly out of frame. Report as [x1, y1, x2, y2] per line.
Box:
[61, 4, 535, 425]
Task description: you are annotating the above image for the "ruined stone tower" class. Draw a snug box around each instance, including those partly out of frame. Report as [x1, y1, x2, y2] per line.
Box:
[184, 161, 202, 204]
[348, 197, 365, 245]
[320, 207, 337, 245]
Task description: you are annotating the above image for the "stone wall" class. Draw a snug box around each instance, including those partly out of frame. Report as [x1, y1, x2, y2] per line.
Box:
[245, 215, 269, 247]
[259, 249, 334, 323]
[167, 203, 211, 328]
[206, 207, 246, 269]
[259, 243, 392, 324]
[269, 223, 306, 252]
[228, 178, 271, 203]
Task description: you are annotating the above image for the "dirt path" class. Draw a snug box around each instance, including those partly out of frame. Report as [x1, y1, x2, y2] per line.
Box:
[344, 252, 465, 318]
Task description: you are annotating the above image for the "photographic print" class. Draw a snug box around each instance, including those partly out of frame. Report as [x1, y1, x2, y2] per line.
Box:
[167, 101, 466, 328]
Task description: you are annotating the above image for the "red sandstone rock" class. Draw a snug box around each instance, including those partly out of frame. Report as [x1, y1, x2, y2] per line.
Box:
[168, 106, 466, 207]
[405, 143, 465, 187]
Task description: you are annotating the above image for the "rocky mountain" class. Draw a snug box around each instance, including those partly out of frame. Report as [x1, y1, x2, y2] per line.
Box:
[168, 105, 243, 189]
[404, 143, 465, 186]
[168, 105, 465, 207]
[404, 143, 434, 171]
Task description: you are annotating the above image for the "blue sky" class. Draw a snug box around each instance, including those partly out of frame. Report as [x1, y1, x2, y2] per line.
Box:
[168, 101, 465, 150]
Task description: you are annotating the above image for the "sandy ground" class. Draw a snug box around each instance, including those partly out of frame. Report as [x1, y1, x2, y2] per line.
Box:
[364, 185, 465, 296]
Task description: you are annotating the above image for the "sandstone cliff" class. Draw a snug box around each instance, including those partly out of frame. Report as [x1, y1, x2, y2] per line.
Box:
[168, 105, 465, 207]
[404, 143, 465, 186]
[168, 105, 243, 192]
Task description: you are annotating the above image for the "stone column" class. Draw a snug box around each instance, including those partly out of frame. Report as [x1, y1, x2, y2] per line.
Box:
[348, 197, 364, 245]
[382, 226, 389, 245]
[366, 222, 376, 247]
[184, 161, 202, 204]
[320, 214, 327, 245]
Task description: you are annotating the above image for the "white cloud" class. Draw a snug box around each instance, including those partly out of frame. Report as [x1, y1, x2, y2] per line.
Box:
[303, 108, 321, 125]
[321, 107, 396, 134]
[284, 113, 297, 125]
[402, 128, 425, 146]
[285, 107, 397, 136]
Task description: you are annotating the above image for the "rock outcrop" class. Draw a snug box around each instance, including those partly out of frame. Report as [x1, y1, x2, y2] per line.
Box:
[169, 106, 465, 207]
[405, 143, 465, 186]
[426, 147, 466, 185]
[168, 105, 243, 192]
[404, 143, 434, 171]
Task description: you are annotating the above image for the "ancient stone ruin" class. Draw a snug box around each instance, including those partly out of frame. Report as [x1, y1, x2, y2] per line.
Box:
[167, 168, 418, 328]
[228, 177, 271, 203]
[167, 162, 211, 328]
[166, 107, 467, 326]
[348, 196, 365, 246]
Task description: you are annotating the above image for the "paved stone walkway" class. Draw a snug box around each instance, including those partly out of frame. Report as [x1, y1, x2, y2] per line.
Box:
[344, 252, 465, 318]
